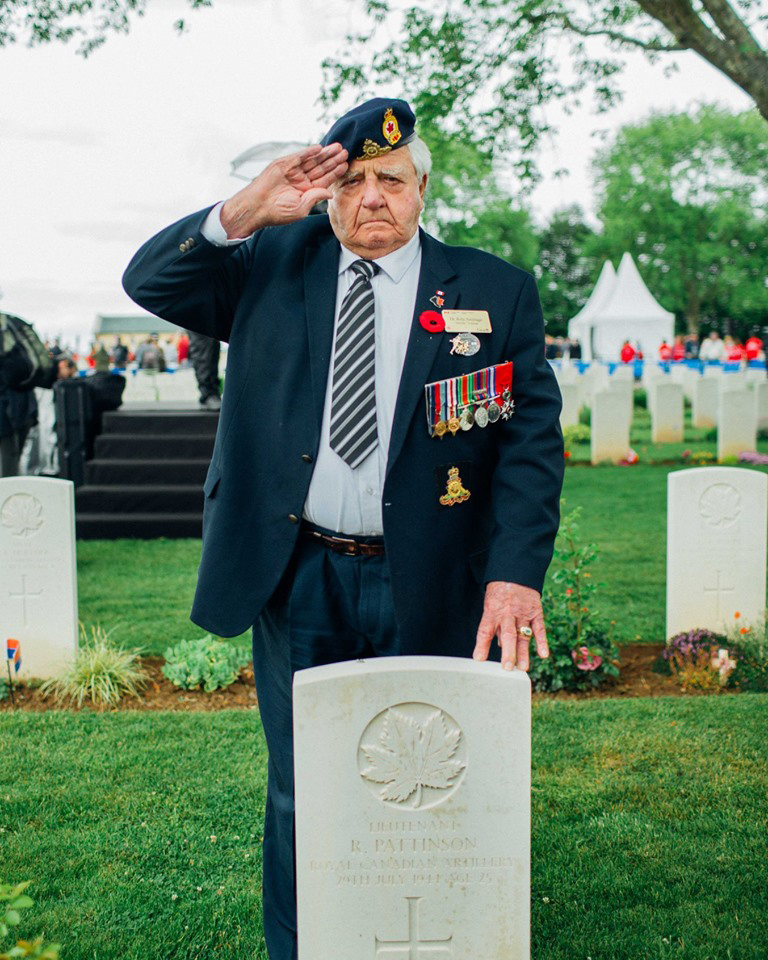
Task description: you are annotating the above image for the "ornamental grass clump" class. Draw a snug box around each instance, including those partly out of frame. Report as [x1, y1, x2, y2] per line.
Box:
[535, 506, 620, 693]
[40, 624, 148, 709]
[162, 636, 251, 693]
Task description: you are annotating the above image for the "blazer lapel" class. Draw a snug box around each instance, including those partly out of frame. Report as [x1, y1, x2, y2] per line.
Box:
[304, 232, 341, 434]
[386, 230, 458, 474]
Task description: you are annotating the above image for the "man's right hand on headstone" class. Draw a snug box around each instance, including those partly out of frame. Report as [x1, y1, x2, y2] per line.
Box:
[220, 143, 348, 239]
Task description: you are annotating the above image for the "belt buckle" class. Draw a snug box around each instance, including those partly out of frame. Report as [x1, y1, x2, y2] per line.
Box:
[331, 536, 360, 557]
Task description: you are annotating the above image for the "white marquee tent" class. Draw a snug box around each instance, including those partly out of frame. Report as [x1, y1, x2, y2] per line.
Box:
[568, 253, 675, 363]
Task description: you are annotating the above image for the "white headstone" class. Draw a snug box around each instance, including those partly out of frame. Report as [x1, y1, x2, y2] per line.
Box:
[650, 382, 684, 444]
[755, 381, 768, 430]
[692, 377, 718, 428]
[720, 371, 747, 391]
[667, 467, 767, 637]
[612, 365, 634, 383]
[294, 657, 531, 960]
[590, 390, 630, 464]
[0, 477, 78, 679]
[559, 383, 580, 428]
[718, 390, 757, 460]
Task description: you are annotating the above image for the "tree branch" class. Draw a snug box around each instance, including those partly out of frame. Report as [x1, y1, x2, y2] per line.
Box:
[699, 0, 764, 54]
[559, 14, 687, 52]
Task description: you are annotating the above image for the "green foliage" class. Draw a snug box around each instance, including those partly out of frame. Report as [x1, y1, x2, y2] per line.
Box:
[633, 388, 647, 409]
[535, 205, 599, 337]
[0, 0, 212, 55]
[562, 424, 590, 448]
[536, 507, 620, 692]
[39, 624, 148, 708]
[322, 2, 768, 184]
[578, 404, 590, 426]
[589, 106, 768, 336]
[0, 882, 59, 960]
[162, 636, 251, 693]
[727, 619, 768, 692]
[0, 680, 8, 702]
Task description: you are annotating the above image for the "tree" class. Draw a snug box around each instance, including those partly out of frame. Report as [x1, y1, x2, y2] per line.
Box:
[586, 105, 768, 335]
[0, 0, 211, 55]
[322, 1, 768, 180]
[534, 205, 598, 336]
[420, 121, 539, 270]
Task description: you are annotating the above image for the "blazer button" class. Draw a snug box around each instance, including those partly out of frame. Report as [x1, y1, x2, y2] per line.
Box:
[301, 454, 313, 463]
[178, 242, 187, 253]
[288, 514, 299, 524]
[187, 237, 196, 248]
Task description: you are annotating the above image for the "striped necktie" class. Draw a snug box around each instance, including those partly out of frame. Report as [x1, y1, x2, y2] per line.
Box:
[329, 258, 379, 469]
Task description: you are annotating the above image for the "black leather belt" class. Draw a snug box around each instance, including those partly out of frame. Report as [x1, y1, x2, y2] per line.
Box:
[301, 524, 385, 557]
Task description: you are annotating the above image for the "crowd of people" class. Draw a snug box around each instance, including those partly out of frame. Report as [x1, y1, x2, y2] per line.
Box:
[619, 330, 768, 367]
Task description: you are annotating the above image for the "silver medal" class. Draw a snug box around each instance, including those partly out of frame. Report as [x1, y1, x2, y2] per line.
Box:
[459, 408, 474, 431]
[487, 401, 501, 423]
[449, 333, 481, 357]
[474, 405, 489, 428]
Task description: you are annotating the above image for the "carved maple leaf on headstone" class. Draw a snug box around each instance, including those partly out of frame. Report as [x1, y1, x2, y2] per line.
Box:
[360, 708, 465, 808]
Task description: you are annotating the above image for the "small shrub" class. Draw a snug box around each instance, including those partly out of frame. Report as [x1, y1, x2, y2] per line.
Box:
[578, 405, 590, 426]
[162, 636, 251, 693]
[562, 424, 590, 447]
[661, 629, 734, 691]
[40, 624, 148, 709]
[725, 617, 768, 692]
[536, 507, 620, 693]
[0, 881, 60, 960]
[633, 388, 647, 409]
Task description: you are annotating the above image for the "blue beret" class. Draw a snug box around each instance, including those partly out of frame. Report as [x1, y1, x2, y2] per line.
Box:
[321, 98, 416, 161]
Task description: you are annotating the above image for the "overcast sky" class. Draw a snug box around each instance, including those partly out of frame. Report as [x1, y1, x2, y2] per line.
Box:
[0, 0, 753, 348]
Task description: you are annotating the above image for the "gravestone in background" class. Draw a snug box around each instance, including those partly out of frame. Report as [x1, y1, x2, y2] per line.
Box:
[692, 377, 718, 429]
[591, 389, 630, 464]
[559, 382, 580, 429]
[718, 390, 757, 460]
[754, 381, 768, 430]
[667, 467, 767, 638]
[0, 477, 78, 679]
[650, 382, 684, 444]
[608, 378, 634, 423]
[294, 657, 531, 960]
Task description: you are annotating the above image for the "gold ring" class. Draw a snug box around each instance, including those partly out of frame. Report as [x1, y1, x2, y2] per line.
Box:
[519, 626, 533, 638]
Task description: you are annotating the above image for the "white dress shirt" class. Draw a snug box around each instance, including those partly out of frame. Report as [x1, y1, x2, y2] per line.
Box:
[201, 206, 422, 536]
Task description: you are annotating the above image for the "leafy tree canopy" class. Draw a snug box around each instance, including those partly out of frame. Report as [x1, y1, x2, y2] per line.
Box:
[587, 104, 768, 335]
[322, 0, 768, 181]
[0, 0, 211, 55]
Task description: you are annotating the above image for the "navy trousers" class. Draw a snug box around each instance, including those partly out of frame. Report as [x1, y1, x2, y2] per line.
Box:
[252, 527, 400, 960]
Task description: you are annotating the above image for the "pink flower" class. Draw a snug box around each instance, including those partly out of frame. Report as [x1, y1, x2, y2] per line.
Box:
[572, 645, 603, 671]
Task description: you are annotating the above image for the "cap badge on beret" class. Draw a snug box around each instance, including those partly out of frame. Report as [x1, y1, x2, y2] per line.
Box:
[382, 108, 402, 146]
[359, 139, 392, 160]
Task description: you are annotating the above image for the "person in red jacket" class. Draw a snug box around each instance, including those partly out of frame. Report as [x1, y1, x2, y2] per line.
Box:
[620, 340, 635, 364]
[672, 335, 685, 362]
[658, 340, 673, 362]
[745, 333, 762, 362]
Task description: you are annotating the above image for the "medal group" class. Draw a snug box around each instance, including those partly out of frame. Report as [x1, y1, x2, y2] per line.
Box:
[425, 361, 514, 438]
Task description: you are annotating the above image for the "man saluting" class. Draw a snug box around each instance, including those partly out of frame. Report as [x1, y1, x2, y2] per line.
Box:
[123, 98, 563, 960]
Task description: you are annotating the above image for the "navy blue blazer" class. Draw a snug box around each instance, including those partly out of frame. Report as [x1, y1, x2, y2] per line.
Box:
[123, 209, 563, 657]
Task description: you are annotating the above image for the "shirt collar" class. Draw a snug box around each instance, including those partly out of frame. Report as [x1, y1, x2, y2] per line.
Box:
[338, 230, 421, 284]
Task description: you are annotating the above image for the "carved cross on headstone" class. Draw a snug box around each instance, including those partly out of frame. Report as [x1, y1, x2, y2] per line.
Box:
[375, 897, 453, 958]
[703, 569, 735, 620]
[8, 574, 43, 627]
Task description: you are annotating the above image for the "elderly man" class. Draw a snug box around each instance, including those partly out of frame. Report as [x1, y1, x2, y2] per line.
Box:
[124, 98, 563, 960]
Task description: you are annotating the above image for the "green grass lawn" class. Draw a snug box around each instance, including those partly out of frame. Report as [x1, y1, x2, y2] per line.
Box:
[2, 696, 766, 959]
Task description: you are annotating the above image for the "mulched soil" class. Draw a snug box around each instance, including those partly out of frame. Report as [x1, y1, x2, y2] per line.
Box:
[1, 644, 732, 713]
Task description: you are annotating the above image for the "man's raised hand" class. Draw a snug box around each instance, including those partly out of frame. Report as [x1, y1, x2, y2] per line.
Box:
[220, 143, 348, 239]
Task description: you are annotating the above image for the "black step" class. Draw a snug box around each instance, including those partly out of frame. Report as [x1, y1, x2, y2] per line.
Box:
[102, 411, 219, 436]
[76, 485, 204, 513]
[85, 459, 211, 485]
[93, 433, 215, 460]
[75, 513, 203, 539]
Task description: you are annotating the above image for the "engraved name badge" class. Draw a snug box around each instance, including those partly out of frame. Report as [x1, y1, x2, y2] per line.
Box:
[442, 309, 492, 334]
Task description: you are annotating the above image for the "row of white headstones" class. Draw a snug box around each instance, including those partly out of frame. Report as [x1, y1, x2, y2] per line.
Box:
[1, 469, 765, 957]
[555, 364, 768, 463]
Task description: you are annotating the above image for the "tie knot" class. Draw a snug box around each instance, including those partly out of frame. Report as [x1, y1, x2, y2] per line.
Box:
[350, 259, 378, 282]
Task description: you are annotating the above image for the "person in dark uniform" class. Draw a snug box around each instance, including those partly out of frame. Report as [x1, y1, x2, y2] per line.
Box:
[123, 98, 563, 960]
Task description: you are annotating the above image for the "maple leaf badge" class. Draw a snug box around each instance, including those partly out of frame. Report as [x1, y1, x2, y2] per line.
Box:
[360, 707, 466, 809]
[1, 494, 44, 538]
